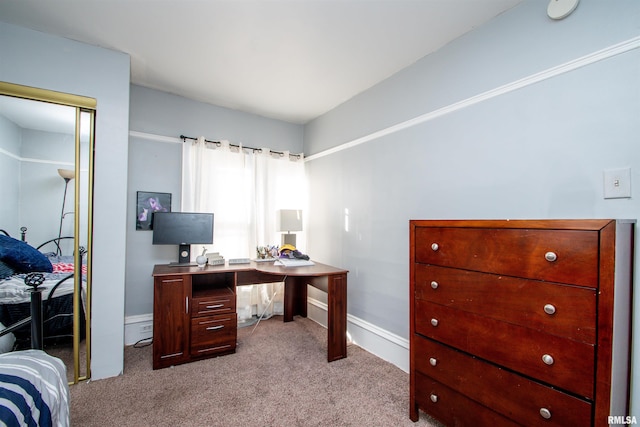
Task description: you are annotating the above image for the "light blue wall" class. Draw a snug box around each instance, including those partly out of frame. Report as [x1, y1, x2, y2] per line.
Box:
[1, 21, 130, 380]
[126, 84, 303, 317]
[2, 3, 639, 408]
[0, 123, 89, 254]
[19, 129, 76, 250]
[0, 115, 20, 233]
[304, 0, 640, 414]
[0, 121, 75, 247]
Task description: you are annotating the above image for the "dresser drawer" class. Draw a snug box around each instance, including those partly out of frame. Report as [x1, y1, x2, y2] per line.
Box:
[415, 372, 520, 427]
[415, 264, 596, 344]
[191, 287, 236, 318]
[190, 314, 237, 356]
[414, 336, 592, 426]
[415, 300, 595, 398]
[414, 227, 599, 287]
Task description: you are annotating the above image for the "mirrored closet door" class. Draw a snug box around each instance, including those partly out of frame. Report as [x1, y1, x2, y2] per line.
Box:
[0, 81, 95, 384]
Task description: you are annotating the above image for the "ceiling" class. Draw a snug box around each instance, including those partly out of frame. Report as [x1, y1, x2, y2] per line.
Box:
[0, 0, 522, 124]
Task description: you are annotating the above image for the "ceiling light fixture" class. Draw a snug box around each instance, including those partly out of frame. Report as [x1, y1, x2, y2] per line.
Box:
[547, 0, 579, 20]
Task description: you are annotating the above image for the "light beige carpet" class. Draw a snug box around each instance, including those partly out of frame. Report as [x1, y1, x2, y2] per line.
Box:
[69, 316, 442, 427]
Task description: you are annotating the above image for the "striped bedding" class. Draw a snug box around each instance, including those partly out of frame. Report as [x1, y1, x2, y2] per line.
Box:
[0, 350, 69, 427]
[0, 272, 87, 348]
[0, 273, 77, 305]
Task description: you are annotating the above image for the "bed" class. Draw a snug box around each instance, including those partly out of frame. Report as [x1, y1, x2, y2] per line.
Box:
[0, 233, 86, 350]
[0, 349, 70, 427]
[0, 233, 73, 426]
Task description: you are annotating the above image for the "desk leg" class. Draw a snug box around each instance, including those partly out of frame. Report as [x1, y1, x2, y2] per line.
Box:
[283, 273, 348, 362]
[284, 277, 307, 322]
[327, 273, 347, 362]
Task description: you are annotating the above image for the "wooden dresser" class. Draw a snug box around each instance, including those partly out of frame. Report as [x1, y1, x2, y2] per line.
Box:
[409, 220, 634, 426]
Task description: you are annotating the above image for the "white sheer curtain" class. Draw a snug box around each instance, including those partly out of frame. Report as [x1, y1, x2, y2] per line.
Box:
[181, 137, 306, 260]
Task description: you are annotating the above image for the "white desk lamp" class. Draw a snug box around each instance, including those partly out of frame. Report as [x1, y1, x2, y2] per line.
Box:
[277, 209, 302, 247]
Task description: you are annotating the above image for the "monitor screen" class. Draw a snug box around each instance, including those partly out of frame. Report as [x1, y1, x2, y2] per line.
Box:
[152, 212, 214, 265]
[152, 212, 214, 245]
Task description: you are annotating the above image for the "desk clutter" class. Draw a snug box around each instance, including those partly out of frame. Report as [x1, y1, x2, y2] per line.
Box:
[204, 252, 251, 266]
[274, 258, 314, 267]
[255, 244, 314, 267]
[206, 252, 225, 265]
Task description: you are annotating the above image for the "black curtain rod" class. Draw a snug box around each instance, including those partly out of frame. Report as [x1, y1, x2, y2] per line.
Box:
[179, 135, 301, 159]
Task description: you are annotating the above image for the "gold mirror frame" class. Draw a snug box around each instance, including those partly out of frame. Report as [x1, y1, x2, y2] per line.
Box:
[0, 81, 94, 384]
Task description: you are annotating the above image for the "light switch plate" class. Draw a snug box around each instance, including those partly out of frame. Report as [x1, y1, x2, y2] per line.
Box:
[603, 167, 631, 199]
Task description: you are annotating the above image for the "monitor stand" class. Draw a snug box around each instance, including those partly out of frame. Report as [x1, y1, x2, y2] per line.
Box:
[179, 244, 190, 262]
[167, 244, 194, 267]
[168, 262, 196, 267]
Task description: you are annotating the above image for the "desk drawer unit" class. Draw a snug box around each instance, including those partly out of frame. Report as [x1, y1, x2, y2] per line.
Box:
[190, 286, 236, 357]
[190, 314, 237, 356]
[153, 272, 238, 369]
[409, 220, 634, 426]
[192, 287, 236, 317]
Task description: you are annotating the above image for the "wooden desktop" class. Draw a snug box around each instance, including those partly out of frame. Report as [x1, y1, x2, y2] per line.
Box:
[152, 261, 348, 369]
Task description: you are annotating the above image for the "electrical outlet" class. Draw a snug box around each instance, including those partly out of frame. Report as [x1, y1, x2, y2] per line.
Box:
[603, 168, 631, 199]
[139, 324, 153, 333]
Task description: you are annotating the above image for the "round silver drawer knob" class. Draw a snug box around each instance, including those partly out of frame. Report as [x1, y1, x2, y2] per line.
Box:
[430, 318, 439, 327]
[431, 243, 439, 251]
[544, 251, 558, 262]
[430, 281, 439, 289]
[429, 357, 437, 366]
[539, 408, 552, 419]
[543, 304, 556, 315]
[542, 354, 555, 365]
[430, 394, 438, 403]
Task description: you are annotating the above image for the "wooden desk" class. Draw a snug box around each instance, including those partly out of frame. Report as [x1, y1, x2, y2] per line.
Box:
[152, 261, 348, 369]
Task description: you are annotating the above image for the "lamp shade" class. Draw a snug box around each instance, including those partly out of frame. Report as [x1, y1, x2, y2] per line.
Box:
[277, 209, 302, 232]
[57, 168, 75, 180]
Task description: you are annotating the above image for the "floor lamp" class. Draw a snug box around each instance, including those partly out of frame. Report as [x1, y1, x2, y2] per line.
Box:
[57, 169, 74, 256]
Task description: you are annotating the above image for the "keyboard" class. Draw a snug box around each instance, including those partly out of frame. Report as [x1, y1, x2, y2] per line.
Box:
[228, 258, 251, 265]
[253, 257, 277, 263]
[274, 258, 315, 267]
[168, 262, 196, 268]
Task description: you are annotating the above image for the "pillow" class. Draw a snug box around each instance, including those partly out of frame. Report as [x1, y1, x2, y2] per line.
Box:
[0, 259, 15, 279]
[0, 322, 15, 354]
[0, 235, 53, 273]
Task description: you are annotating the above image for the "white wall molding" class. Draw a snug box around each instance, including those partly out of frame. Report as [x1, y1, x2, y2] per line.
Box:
[306, 36, 640, 163]
[307, 297, 409, 372]
[126, 299, 410, 372]
[0, 146, 74, 165]
[124, 313, 153, 346]
[0, 147, 19, 160]
[129, 130, 182, 144]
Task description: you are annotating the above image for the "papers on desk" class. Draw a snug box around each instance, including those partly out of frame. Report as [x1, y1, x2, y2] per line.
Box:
[274, 258, 315, 267]
[253, 257, 277, 263]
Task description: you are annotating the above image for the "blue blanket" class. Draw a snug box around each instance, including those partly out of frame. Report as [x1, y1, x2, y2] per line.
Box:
[0, 350, 69, 427]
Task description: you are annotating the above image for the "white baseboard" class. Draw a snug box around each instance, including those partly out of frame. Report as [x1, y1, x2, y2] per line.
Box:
[124, 313, 153, 346]
[124, 299, 410, 373]
[307, 297, 409, 373]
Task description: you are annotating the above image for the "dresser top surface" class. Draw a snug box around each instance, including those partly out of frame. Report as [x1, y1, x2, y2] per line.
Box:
[410, 219, 635, 230]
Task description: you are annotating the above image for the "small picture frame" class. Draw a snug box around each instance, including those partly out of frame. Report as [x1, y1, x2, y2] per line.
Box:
[136, 191, 171, 230]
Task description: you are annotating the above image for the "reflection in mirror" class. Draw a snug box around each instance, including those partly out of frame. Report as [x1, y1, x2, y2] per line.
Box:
[0, 82, 94, 384]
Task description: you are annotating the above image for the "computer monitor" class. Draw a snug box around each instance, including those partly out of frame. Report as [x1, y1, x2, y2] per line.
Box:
[152, 212, 214, 266]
